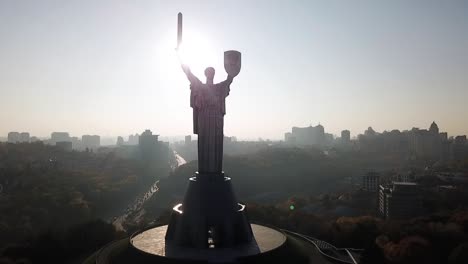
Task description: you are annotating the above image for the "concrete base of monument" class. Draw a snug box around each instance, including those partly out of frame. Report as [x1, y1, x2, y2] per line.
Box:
[84, 223, 341, 264]
[165, 173, 254, 248]
[83, 175, 344, 264]
[130, 224, 285, 262]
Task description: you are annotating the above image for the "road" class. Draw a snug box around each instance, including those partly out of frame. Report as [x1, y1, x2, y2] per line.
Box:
[111, 150, 187, 231]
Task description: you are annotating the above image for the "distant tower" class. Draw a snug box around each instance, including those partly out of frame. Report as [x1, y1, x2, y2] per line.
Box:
[138, 130, 159, 159]
[429, 121, 439, 134]
[20, 132, 30, 143]
[51, 132, 70, 145]
[315, 124, 325, 145]
[128, 134, 140, 145]
[116, 136, 124, 146]
[185, 135, 192, 145]
[341, 130, 351, 143]
[7, 132, 20, 143]
[139, 129, 159, 146]
[365, 127, 376, 136]
[316, 123, 324, 134]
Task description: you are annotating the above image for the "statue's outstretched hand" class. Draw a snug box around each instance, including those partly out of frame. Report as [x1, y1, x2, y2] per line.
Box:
[181, 64, 190, 74]
[180, 64, 201, 85]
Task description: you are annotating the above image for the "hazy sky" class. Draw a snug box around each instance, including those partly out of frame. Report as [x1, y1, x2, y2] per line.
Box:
[0, 0, 467, 140]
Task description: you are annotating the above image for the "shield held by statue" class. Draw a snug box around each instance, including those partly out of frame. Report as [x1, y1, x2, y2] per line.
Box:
[224, 50, 241, 77]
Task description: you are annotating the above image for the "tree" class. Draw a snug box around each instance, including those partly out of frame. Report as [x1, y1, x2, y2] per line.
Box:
[448, 243, 468, 264]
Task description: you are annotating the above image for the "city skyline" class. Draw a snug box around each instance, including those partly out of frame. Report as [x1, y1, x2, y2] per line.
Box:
[2, 120, 466, 143]
[1, 1, 467, 139]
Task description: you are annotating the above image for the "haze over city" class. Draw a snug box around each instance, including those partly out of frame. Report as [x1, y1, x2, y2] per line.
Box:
[1, 0, 467, 139]
[3, 1, 468, 264]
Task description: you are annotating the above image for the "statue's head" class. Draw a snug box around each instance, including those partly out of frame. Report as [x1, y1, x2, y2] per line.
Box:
[204, 67, 215, 84]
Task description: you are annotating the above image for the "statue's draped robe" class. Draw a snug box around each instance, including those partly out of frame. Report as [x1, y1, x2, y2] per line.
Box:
[186, 70, 232, 174]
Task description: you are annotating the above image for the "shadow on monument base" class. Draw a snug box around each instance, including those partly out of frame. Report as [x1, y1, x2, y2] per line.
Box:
[165, 172, 254, 249]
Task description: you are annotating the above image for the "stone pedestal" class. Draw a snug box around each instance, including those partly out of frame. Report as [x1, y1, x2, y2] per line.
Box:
[165, 172, 254, 248]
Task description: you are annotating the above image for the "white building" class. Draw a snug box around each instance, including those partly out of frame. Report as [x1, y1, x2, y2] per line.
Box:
[7, 132, 20, 143]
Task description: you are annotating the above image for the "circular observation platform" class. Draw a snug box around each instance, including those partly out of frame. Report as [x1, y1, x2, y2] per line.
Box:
[130, 224, 286, 262]
[85, 224, 344, 264]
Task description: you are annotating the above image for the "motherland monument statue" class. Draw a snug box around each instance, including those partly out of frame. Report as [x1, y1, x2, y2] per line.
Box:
[178, 26, 241, 175]
[86, 12, 347, 264]
[164, 12, 254, 249]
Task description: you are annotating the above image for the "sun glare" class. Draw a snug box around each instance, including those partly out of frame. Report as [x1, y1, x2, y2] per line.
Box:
[177, 32, 218, 76]
[157, 30, 221, 103]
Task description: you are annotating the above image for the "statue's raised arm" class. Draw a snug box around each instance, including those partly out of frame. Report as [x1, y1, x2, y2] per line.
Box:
[181, 64, 201, 85]
[218, 75, 234, 87]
